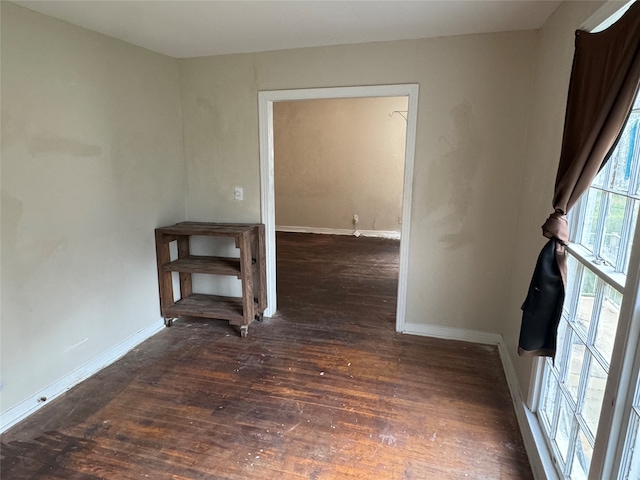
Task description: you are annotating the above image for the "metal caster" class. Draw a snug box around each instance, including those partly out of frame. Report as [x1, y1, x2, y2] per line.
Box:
[240, 325, 249, 338]
[164, 317, 174, 327]
[255, 312, 264, 322]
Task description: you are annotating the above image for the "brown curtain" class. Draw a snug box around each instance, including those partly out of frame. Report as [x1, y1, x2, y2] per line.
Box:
[518, 2, 640, 357]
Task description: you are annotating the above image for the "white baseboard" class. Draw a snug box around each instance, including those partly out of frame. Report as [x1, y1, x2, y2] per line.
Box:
[402, 322, 502, 345]
[402, 322, 554, 480]
[276, 225, 401, 240]
[0, 318, 165, 433]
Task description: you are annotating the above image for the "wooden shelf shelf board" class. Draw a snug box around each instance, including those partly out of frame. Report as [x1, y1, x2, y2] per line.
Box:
[157, 222, 257, 237]
[165, 293, 249, 324]
[163, 256, 242, 277]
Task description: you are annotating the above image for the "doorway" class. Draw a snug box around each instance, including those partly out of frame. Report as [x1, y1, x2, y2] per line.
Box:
[258, 85, 419, 332]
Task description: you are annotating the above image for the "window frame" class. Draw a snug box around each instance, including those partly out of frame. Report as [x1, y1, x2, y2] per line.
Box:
[573, 96, 640, 480]
[529, 91, 640, 480]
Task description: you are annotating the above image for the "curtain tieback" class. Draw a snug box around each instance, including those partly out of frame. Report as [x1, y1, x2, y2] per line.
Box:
[542, 210, 569, 246]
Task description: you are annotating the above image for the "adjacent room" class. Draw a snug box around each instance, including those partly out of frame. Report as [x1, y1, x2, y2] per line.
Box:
[273, 96, 407, 239]
[2, 1, 640, 479]
[273, 95, 407, 330]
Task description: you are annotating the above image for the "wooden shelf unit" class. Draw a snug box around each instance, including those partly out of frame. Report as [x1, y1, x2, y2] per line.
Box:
[154, 222, 267, 337]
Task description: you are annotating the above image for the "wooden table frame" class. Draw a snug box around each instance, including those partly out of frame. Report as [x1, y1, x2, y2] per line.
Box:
[154, 222, 267, 337]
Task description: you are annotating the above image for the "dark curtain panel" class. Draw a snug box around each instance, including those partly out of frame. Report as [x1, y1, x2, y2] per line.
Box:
[519, 2, 640, 357]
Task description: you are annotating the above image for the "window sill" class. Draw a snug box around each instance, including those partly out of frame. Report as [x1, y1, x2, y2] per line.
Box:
[522, 404, 561, 480]
[566, 243, 626, 293]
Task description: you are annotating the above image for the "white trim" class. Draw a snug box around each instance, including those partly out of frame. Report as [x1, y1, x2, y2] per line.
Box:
[0, 318, 165, 433]
[258, 84, 419, 329]
[402, 322, 502, 345]
[497, 341, 560, 480]
[527, 357, 546, 412]
[259, 94, 276, 317]
[397, 85, 419, 334]
[582, 0, 635, 32]
[259, 85, 418, 103]
[276, 225, 401, 240]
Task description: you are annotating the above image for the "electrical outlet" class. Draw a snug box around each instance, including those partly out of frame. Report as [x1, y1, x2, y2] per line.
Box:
[234, 187, 243, 201]
[353, 214, 359, 224]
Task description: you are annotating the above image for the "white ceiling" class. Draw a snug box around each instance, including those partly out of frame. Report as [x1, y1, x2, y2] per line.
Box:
[14, 1, 562, 58]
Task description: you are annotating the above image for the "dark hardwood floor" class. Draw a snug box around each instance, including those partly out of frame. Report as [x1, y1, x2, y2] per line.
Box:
[1, 232, 532, 479]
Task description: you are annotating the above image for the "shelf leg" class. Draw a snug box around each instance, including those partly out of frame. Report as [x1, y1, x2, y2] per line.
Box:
[240, 325, 248, 338]
[238, 231, 255, 326]
[155, 231, 174, 316]
[256, 225, 268, 313]
[177, 236, 192, 298]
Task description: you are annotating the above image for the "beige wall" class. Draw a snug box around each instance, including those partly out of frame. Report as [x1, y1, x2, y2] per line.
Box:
[0, 4, 185, 413]
[180, 31, 539, 334]
[500, 0, 608, 397]
[273, 97, 407, 232]
[2, 0, 609, 423]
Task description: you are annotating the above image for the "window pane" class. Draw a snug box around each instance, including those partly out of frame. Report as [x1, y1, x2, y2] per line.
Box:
[565, 255, 580, 316]
[593, 166, 607, 188]
[594, 284, 622, 365]
[556, 319, 570, 373]
[623, 200, 639, 275]
[541, 365, 559, 431]
[557, 393, 574, 464]
[582, 357, 607, 437]
[568, 335, 586, 403]
[576, 268, 597, 335]
[601, 193, 627, 266]
[608, 122, 636, 193]
[580, 189, 604, 252]
[570, 428, 593, 480]
[619, 413, 640, 480]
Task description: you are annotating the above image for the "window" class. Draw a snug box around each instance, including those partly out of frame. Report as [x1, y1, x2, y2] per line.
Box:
[535, 95, 640, 479]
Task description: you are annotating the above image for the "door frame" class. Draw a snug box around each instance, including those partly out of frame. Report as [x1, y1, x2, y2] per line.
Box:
[258, 84, 419, 332]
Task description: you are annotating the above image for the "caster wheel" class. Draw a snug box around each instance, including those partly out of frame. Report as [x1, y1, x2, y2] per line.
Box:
[240, 326, 249, 338]
[255, 313, 264, 322]
[164, 317, 174, 327]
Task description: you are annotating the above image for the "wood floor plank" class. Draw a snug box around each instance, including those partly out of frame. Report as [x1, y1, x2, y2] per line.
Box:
[1, 232, 532, 479]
